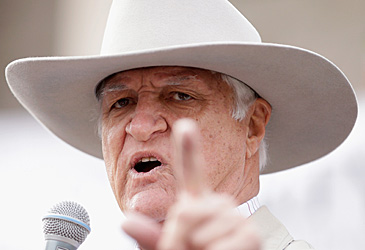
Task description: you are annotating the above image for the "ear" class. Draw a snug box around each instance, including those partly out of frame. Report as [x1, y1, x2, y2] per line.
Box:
[245, 98, 271, 159]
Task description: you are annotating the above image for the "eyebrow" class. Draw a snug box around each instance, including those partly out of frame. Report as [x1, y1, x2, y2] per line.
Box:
[164, 75, 198, 84]
[103, 84, 128, 93]
[95, 83, 127, 101]
[95, 73, 198, 101]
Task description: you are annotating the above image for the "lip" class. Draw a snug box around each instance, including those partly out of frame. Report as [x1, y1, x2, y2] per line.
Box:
[129, 164, 164, 178]
[128, 151, 167, 175]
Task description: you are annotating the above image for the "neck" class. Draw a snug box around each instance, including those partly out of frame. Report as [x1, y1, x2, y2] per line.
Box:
[234, 154, 260, 206]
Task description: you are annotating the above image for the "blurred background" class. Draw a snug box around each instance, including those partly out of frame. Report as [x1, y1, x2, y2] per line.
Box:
[1, 0, 364, 249]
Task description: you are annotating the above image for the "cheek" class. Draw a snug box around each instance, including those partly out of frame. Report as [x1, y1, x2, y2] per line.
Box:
[102, 118, 127, 160]
[199, 118, 247, 189]
[101, 119, 129, 204]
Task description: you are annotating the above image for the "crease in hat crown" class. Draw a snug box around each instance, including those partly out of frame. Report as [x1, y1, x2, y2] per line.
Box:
[101, 0, 261, 55]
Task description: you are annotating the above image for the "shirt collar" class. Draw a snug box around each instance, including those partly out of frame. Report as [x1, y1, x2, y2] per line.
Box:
[235, 196, 261, 218]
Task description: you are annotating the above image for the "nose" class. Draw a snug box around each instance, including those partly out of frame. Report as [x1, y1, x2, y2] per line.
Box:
[125, 100, 168, 142]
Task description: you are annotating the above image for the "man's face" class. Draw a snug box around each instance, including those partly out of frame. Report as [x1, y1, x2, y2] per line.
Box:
[100, 67, 251, 221]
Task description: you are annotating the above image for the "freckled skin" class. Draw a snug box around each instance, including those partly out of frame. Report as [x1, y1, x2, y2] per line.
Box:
[100, 66, 265, 222]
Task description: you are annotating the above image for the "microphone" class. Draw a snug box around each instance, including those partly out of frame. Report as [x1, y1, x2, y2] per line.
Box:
[42, 201, 91, 250]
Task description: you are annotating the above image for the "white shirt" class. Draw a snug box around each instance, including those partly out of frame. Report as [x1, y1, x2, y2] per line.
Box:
[235, 196, 261, 218]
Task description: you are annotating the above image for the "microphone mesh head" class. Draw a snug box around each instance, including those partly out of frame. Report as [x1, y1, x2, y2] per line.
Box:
[42, 201, 91, 244]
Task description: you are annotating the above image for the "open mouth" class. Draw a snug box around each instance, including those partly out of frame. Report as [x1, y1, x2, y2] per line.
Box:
[134, 157, 162, 173]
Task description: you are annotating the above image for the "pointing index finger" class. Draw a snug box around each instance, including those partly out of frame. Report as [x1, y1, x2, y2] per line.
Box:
[173, 119, 205, 196]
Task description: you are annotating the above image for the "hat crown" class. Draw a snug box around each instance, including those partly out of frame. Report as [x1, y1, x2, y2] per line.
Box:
[101, 0, 261, 55]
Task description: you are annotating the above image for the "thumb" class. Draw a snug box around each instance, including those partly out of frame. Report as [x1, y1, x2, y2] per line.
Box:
[122, 212, 162, 250]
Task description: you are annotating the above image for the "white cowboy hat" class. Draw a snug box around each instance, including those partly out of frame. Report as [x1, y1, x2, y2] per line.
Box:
[5, 0, 357, 174]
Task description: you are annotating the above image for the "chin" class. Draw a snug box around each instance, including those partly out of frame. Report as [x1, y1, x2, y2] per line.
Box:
[126, 189, 176, 222]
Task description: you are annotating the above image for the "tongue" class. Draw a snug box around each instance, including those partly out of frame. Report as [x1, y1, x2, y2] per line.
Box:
[135, 161, 161, 173]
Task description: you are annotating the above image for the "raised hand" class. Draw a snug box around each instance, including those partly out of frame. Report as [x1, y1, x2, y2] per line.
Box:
[122, 119, 261, 250]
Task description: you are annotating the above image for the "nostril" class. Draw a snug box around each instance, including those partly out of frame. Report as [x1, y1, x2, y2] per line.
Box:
[134, 161, 161, 172]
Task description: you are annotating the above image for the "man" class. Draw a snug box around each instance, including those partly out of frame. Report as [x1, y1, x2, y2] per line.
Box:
[99, 66, 269, 249]
[5, 0, 357, 249]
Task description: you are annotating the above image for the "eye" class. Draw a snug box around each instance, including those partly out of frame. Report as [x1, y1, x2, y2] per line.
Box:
[113, 98, 130, 109]
[172, 92, 192, 101]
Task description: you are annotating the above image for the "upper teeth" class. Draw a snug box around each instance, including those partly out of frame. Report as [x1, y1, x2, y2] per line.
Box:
[139, 157, 158, 163]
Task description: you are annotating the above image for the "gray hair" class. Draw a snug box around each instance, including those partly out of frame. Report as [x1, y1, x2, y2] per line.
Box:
[219, 74, 268, 172]
[95, 70, 268, 172]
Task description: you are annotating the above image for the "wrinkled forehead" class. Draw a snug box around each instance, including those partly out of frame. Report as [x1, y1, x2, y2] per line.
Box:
[95, 66, 220, 100]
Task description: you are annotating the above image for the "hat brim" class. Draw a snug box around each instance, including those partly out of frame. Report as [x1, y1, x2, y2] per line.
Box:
[6, 42, 358, 174]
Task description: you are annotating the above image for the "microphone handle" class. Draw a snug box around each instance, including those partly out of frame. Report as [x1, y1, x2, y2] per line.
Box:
[45, 240, 77, 250]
